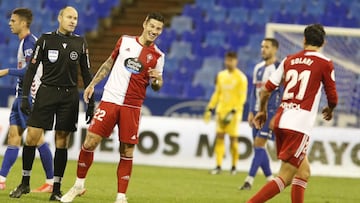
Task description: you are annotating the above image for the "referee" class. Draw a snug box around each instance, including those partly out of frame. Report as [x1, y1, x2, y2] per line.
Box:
[9, 6, 94, 201]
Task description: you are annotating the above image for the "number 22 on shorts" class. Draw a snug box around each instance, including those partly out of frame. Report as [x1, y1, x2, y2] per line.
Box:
[93, 108, 106, 121]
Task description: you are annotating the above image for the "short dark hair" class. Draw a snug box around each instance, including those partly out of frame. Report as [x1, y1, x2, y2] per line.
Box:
[264, 38, 279, 48]
[225, 51, 237, 58]
[146, 12, 165, 24]
[12, 8, 33, 28]
[304, 24, 326, 47]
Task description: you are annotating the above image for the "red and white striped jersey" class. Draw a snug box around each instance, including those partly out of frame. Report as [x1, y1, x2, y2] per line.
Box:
[265, 50, 338, 134]
[101, 35, 165, 107]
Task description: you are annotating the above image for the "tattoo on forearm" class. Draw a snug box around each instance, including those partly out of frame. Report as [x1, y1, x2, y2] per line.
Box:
[91, 57, 113, 86]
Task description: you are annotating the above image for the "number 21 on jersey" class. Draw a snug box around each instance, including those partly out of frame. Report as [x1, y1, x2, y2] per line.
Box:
[283, 69, 311, 101]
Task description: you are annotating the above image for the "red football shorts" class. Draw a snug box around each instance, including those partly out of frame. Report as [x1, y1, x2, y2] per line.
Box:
[273, 127, 310, 168]
[88, 101, 141, 144]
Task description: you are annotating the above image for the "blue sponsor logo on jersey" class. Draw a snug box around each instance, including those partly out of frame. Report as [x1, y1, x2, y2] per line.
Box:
[124, 57, 143, 74]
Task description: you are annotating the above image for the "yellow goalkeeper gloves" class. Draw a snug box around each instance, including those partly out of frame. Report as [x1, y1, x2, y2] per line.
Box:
[203, 108, 214, 123]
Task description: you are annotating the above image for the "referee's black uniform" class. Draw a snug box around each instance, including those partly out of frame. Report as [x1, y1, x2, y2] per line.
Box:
[22, 30, 93, 131]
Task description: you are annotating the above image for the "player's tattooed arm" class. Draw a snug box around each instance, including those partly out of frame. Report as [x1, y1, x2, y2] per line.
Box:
[89, 56, 114, 87]
[83, 56, 114, 103]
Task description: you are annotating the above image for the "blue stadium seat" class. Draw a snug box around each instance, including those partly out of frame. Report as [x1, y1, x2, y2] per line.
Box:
[204, 31, 225, 47]
[168, 41, 192, 60]
[326, 1, 348, 17]
[349, 1, 360, 20]
[227, 7, 248, 25]
[200, 57, 223, 71]
[262, 0, 283, 11]
[193, 68, 217, 88]
[181, 57, 203, 70]
[181, 30, 203, 44]
[173, 67, 194, 83]
[170, 16, 193, 35]
[304, 0, 325, 17]
[217, 0, 242, 9]
[271, 9, 295, 23]
[182, 4, 203, 20]
[159, 81, 184, 98]
[339, 14, 359, 28]
[78, 7, 99, 32]
[242, 0, 262, 9]
[282, 1, 304, 15]
[21, 0, 43, 10]
[296, 13, 318, 25]
[44, 0, 68, 12]
[183, 83, 205, 99]
[320, 13, 341, 26]
[206, 6, 227, 23]
[227, 32, 249, 50]
[249, 9, 271, 25]
[195, 0, 216, 11]
[67, 0, 91, 12]
[91, 0, 113, 18]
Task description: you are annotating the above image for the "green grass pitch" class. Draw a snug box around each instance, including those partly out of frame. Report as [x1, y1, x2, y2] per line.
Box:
[0, 157, 358, 203]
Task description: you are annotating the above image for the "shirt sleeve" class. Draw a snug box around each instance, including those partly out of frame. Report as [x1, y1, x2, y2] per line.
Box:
[207, 74, 220, 109]
[79, 38, 94, 105]
[111, 37, 123, 60]
[322, 61, 338, 108]
[8, 68, 27, 77]
[22, 36, 44, 98]
[265, 57, 286, 91]
[154, 53, 164, 76]
[249, 66, 257, 113]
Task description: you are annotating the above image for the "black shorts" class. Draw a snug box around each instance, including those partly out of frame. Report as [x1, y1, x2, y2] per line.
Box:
[27, 84, 79, 132]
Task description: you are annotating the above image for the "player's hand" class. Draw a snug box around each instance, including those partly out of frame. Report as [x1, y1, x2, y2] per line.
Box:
[222, 109, 236, 125]
[85, 103, 95, 124]
[247, 112, 254, 128]
[203, 108, 213, 123]
[20, 96, 31, 116]
[0, 69, 9, 77]
[148, 68, 161, 80]
[83, 84, 95, 103]
[253, 111, 267, 129]
[322, 106, 333, 121]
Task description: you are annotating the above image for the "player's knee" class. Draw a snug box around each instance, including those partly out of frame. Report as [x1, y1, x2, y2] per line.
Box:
[120, 144, 135, 157]
[55, 131, 71, 148]
[25, 127, 43, 146]
[83, 132, 102, 151]
[296, 167, 311, 181]
[7, 134, 21, 146]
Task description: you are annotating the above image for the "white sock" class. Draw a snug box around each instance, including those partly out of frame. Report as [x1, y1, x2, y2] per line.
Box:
[266, 175, 274, 182]
[75, 177, 86, 188]
[245, 176, 254, 185]
[116, 193, 126, 200]
[46, 178, 53, 185]
[0, 175, 6, 182]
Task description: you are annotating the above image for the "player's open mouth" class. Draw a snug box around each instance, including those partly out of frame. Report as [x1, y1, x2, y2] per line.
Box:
[149, 32, 156, 38]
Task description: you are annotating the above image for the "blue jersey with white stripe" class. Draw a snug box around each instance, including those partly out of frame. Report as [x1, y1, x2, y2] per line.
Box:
[8, 33, 38, 98]
[249, 61, 283, 114]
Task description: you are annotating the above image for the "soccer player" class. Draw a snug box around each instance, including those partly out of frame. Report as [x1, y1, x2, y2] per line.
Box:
[247, 24, 338, 203]
[203, 51, 248, 175]
[0, 8, 54, 193]
[60, 12, 165, 203]
[240, 38, 282, 190]
[9, 7, 94, 201]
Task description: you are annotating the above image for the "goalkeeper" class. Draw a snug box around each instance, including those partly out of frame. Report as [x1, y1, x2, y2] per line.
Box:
[204, 51, 248, 175]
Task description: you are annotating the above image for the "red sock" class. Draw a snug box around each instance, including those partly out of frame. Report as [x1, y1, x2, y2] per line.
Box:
[247, 177, 285, 203]
[291, 177, 307, 203]
[77, 145, 94, 178]
[117, 156, 133, 193]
